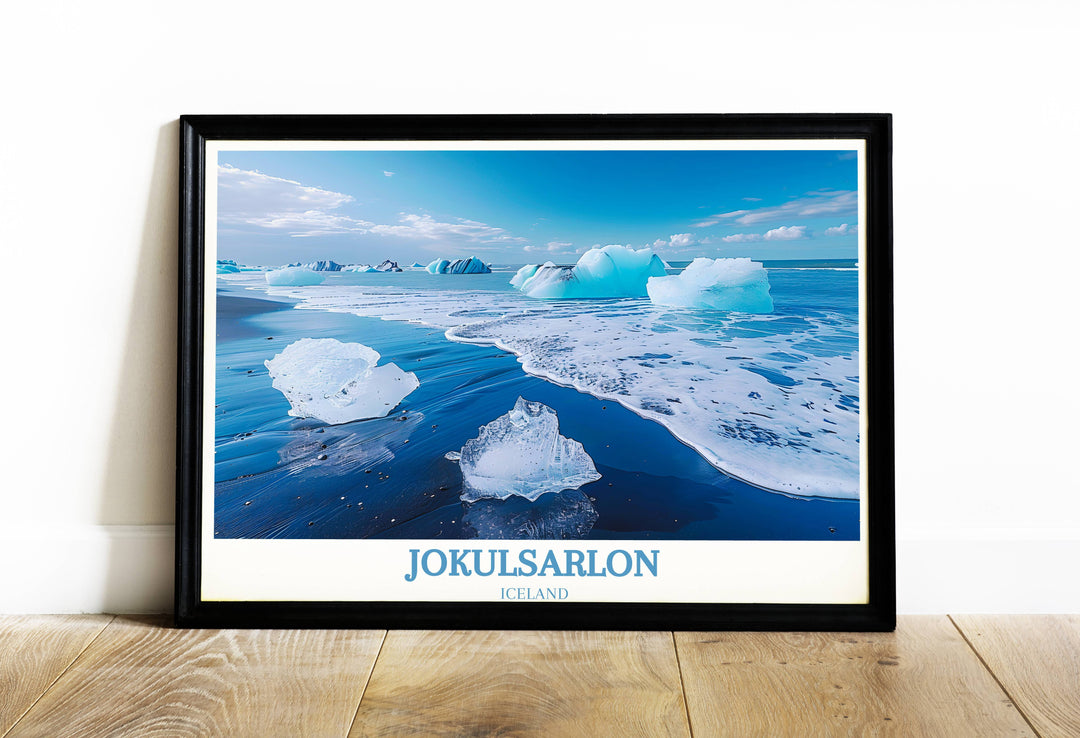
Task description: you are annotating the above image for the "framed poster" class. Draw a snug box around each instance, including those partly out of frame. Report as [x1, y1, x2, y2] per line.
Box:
[177, 114, 894, 630]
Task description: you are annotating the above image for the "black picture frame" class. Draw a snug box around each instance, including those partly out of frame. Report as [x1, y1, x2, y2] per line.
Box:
[177, 114, 894, 630]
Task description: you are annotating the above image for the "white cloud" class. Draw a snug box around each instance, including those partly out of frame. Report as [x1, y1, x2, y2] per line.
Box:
[218, 164, 354, 219]
[764, 225, 809, 241]
[218, 164, 526, 244]
[245, 212, 375, 237]
[653, 233, 696, 250]
[383, 171, 395, 177]
[713, 190, 857, 226]
[722, 233, 763, 243]
[691, 219, 719, 228]
[217, 164, 373, 236]
[742, 196, 762, 202]
[524, 241, 574, 253]
[824, 223, 858, 237]
[369, 213, 527, 243]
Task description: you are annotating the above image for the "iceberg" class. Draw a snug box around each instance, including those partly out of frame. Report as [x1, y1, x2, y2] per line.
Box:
[454, 397, 601, 502]
[216, 259, 240, 274]
[646, 257, 774, 313]
[264, 338, 419, 424]
[511, 245, 666, 299]
[408, 262, 425, 268]
[342, 264, 377, 273]
[289, 260, 343, 272]
[265, 267, 325, 286]
[426, 256, 492, 274]
[375, 260, 403, 272]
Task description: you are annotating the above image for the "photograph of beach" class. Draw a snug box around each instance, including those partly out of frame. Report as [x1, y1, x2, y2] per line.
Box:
[211, 146, 863, 543]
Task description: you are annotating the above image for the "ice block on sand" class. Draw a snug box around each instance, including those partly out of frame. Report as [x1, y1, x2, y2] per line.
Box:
[455, 397, 601, 502]
[264, 338, 418, 424]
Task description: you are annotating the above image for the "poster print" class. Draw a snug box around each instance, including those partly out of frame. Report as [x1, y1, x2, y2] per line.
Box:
[177, 116, 894, 630]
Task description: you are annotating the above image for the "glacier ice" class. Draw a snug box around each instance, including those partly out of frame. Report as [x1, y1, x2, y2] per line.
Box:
[455, 397, 601, 502]
[265, 267, 325, 286]
[510, 263, 541, 288]
[646, 257, 774, 313]
[408, 262, 425, 268]
[264, 338, 419, 424]
[426, 259, 450, 274]
[216, 259, 240, 274]
[376, 260, 403, 272]
[342, 264, 377, 273]
[511, 245, 666, 299]
[426, 256, 492, 274]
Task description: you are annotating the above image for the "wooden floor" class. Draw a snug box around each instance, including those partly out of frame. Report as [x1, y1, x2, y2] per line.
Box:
[1, 616, 1076, 737]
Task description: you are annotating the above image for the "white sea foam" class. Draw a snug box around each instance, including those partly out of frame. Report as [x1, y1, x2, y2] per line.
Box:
[242, 274, 861, 498]
[265, 267, 324, 286]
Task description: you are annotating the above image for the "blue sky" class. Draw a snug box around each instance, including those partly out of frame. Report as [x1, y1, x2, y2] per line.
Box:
[217, 149, 859, 266]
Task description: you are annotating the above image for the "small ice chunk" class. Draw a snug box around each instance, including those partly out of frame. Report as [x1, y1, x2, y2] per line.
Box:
[444, 450, 462, 461]
[511, 245, 666, 299]
[264, 338, 419, 424]
[265, 267, 325, 286]
[457, 397, 601, 502]
[646, 257, 774, 313]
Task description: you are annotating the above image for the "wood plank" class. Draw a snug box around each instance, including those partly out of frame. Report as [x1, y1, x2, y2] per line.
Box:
[352, 630, 689, 737]
[9, 616, 384, 738]
[953, 615, 1080, 738]
[0, 615, 112, 737]
[675, 616, 1034, 737]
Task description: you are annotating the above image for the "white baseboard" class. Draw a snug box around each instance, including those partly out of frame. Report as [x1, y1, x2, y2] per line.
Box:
[897, 532, 1080, 614]
[0, 525, 174, 615]
[1, 525, 1077, 614]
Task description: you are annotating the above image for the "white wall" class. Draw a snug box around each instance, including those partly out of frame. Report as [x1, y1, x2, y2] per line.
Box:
[1, 0, 1077, 614]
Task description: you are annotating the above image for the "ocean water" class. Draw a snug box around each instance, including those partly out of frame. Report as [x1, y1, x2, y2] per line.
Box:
[213, 261, 860, 541]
